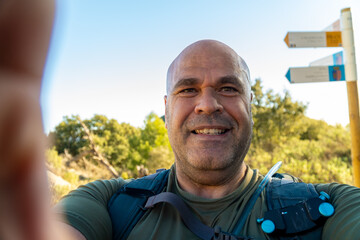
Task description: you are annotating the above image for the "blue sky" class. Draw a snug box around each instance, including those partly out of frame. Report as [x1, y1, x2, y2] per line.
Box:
[41, 0, 360, 133]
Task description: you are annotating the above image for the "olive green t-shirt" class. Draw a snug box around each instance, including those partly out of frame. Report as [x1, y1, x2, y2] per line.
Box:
[54, 166, 360, 240]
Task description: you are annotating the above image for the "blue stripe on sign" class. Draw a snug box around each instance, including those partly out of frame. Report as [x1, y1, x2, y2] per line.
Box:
[328, 65, 345, 81]
[285, 69, 291, 83]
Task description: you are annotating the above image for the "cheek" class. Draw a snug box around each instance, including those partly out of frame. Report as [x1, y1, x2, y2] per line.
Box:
[223, 99, 251, 124]
[167, 99, 194, 128]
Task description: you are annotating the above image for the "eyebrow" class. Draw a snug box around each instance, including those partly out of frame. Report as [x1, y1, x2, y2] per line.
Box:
[219, 75, 243, 87]
[171, 75, 245, 93]
[171, 78, 199, 92]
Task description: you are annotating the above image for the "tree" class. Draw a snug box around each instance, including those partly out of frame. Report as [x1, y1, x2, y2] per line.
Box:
[50, 113, 174, 177]
[247, 79, 352, 184]
[51, 115, 87, 156]
[251, 78, 307, 151]
[133, 112, 174, 173]
[51, 115, 140, 172]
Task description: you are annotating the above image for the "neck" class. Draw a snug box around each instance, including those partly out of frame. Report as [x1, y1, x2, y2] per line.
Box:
[175, 162, 247, 199]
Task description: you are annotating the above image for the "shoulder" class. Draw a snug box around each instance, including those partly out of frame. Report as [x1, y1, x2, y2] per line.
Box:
[63, 178, 129, 206]
[314, 182, 360, 217]
[314, 182, 360, 203]
[314, 183, 360, 239]
[54, 178, 130, 240]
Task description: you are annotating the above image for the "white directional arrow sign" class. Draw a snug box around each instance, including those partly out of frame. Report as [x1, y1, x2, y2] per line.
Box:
[310, 51, 343, 66]
[284, 31, 342, 48]
[286, 65, 346, 83]
[323, 19, 341, 31]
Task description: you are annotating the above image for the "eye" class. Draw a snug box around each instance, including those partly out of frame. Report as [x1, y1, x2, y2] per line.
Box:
[175, 88, 198, 97]
[180, 88, 197, 93]
[220, 86, 239, 93]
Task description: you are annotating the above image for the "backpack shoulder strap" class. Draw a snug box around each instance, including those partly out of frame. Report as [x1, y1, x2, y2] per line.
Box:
[260, 174, 333, 240]
[108, 169, 170, 240]
[266, 173, 318, 210]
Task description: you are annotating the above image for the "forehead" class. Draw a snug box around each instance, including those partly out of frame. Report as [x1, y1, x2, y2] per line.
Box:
[171, 48, 242, 83]
[166, 41, 251, 94]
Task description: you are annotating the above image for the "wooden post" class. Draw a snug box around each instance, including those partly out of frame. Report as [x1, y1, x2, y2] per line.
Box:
[342, 8, 360, 187]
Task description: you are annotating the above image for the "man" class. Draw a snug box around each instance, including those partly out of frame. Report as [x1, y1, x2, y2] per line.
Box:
[1, 1, 360, 240]
[54, 40, 360, 239]
[55, 39, 256, 239]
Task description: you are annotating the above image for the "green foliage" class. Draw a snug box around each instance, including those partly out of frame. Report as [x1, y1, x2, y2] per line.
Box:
[45, 147, 62, 170]
[63, 171, 79, 185]
[48, 78, 354, 199]
[251, 79, 307, 151]
[137, 113, 173, 169]
[146, 146, 174, 174]
[248, 78, 352, 184]
[50, 112, 173, 177]
[52, 115, 87, 156]
[87, 115, 138, 169]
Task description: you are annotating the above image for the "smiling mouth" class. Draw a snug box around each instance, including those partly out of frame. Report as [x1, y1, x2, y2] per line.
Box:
[192, 128, 229, 135]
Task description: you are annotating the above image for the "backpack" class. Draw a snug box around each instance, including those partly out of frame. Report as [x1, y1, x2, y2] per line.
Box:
[108, 169, 170, 240]
[108, 170, 333, 240]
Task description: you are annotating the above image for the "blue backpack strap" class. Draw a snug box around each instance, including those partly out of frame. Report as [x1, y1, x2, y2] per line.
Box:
[266, 173, 318, 210]
[108, 169, 170, 240]
[258, 174, 334, 240]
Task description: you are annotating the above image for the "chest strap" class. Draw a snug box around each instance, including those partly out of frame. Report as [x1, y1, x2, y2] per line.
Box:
[145, 192, 252, 240]
[146, 192, 214, 240]
[144, 163, 283, 240]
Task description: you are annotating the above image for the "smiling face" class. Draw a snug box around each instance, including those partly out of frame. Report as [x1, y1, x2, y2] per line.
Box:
[165, 40, 252, 185]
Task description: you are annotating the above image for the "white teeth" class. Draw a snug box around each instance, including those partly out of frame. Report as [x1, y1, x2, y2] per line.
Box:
[195, 129, 226, 135]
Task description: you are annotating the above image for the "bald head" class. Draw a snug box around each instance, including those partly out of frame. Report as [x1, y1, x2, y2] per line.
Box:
[166, 40, 250, 95]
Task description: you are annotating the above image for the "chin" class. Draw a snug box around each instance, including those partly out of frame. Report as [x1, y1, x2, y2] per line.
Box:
[187, 155, 239, 171]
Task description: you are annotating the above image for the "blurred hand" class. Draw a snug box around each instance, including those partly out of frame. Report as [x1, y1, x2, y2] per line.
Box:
[0, 0, 54, 239]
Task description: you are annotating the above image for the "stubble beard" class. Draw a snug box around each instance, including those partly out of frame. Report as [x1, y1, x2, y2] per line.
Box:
[168, 123, 253, 186]
[166, 104, 253, 186]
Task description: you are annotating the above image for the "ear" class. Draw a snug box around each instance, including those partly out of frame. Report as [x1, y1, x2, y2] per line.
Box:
[164, 95, 168, 129]
[250, 92, 254, 126]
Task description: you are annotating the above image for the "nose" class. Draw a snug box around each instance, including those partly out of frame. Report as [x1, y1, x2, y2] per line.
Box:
[194, 89, 223, 114]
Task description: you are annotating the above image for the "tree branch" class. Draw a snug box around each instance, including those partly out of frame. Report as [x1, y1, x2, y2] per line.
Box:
[77, 117, 119, 178]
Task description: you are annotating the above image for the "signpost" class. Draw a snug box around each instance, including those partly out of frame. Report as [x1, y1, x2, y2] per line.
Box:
[323, 19, 341, 31]
[284, 8, 360, 187]
[284, 31, 342, 48]
[310, 51, 343, 66]
[341, 8, 360, 187]
[286, 65, 345, 83]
